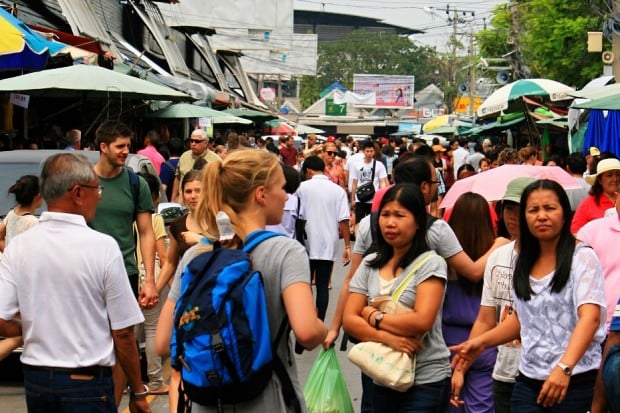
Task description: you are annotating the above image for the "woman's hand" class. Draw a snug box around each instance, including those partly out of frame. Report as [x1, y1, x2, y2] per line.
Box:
[537, 367, 570, 407]
[181, 231, 202, 246]
[322, 328, 340, 349]
[449, 339, 484, 371]
[382, 332, 423, 356]
[450, 369, 466, 407]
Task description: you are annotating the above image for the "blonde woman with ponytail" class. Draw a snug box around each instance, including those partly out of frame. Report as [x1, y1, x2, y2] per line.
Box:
[156, 149, 327, 412]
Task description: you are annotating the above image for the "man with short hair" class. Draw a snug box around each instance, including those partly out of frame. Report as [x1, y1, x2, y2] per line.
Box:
[0, 153, 150, 413]
[91, 120, 158, 404]
[137, 130, 165, 175]
[63, 129, 81, 150]
[350, 140, 388, 223]
[170, 129, 219, 203]
[279, 135, 298, 167]
[297, 155, 351, 322]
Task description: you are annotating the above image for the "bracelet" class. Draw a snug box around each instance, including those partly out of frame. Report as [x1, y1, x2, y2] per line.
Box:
[367, 310, 379, 324]
[130, 384, 149, 399]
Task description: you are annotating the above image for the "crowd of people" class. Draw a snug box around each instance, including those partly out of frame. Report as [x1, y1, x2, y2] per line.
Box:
[0, 124, 617, 413]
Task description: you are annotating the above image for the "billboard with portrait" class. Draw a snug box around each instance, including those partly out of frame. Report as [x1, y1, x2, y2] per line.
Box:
[353, 74, 415, 108]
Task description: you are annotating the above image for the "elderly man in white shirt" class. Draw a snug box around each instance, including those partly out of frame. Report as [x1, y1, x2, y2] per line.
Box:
[0, 153, 150, 413]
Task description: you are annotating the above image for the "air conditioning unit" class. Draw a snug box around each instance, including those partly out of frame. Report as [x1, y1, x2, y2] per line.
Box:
[602, 51, 615, 65]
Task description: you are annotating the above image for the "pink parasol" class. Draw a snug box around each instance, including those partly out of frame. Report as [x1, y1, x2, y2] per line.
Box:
[439, 164, 582, 209]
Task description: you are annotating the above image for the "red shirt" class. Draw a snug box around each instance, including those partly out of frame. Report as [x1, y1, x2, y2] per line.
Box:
[571, 194, 614, 233]
[279, 146, 298, 167]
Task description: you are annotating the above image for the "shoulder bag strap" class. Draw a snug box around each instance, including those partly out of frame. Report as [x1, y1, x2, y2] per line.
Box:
[390, 251, 436, 302]
[371, 160, 376, 182]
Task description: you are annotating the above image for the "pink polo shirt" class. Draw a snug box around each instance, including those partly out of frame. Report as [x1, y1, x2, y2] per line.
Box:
[137, 145, 165, 175]
[577, 213, 620, 329]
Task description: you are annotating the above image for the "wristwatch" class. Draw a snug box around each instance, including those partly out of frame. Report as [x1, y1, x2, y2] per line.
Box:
[374, 312, 384, 329]
[130, 384, 150, 399]
[557, 362, 572, 376]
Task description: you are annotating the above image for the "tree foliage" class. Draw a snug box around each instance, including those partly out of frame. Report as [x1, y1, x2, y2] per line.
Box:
[299, 29, 443, 109]
[477, 0, 607, 88]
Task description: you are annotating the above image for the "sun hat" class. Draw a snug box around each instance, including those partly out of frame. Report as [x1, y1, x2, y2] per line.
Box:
[586, 158, 620, 185]
[502, 177, 537, 203]
[432, 144, 446, 152]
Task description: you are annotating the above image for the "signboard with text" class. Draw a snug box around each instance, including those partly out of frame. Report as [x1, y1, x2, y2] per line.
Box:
[325, 98, 346, 116]
[353, 74, 415, 108]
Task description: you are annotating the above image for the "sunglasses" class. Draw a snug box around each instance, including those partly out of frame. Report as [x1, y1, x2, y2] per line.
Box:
[325, 151, 337, 156]
[189, 138, 206, 144]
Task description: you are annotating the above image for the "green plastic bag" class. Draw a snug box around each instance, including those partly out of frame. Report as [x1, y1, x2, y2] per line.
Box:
[303, 348, 354, 413]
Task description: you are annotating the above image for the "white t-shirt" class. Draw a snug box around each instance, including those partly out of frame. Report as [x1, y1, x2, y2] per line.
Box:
[453, 146, 470, 179]
[345, 152, 364, 191]
[480, 241, 520, 383]
[350, 159, 388, 203]
[297, 175, 349, 261]
[514, 244, 607, 380]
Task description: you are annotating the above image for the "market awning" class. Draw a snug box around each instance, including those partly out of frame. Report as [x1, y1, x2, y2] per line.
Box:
[461, 115, 525, 136]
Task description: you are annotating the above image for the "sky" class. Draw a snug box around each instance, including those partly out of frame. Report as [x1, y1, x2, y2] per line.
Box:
[294, 0, 506, 52]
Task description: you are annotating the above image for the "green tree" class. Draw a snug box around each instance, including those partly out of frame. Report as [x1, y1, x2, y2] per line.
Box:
[299, 75, 319, 110]
[477, 0, 606, 88]
[300, 29, 442, 104]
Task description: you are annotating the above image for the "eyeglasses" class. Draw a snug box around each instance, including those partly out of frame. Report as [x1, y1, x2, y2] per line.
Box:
[325, 151, 337, 156]
[79, 184, 104, 195]
[189, 138, 206, 144]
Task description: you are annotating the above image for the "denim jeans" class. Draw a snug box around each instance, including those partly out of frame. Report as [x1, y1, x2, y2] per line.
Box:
[511, 371, 596, 413]
[23, 366, 115, 413]
[603, 344, 620, 413]
[373, 377, 451, 413]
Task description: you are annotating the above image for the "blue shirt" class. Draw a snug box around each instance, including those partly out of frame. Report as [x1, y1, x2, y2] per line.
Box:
[612, 297, 620, 332]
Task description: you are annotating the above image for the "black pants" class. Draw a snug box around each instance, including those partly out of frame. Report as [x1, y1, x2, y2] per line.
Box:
[309, 259, 334, 321]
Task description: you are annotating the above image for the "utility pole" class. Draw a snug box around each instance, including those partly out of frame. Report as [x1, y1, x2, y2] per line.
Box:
[467, 31, 477, 117]
[509, 0, 523, 79]
[436, 4, 476, 113]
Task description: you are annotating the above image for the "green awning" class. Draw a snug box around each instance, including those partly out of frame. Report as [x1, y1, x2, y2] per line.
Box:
[462, 116, 525, 136]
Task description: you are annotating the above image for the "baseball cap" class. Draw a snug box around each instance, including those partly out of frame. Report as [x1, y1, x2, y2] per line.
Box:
[589, 147, 601, 157]
[326, 136, 335, 142]
[502, 177, 537, 203]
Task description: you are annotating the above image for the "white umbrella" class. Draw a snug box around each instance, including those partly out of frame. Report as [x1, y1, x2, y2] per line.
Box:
[477, 78, 575, 118]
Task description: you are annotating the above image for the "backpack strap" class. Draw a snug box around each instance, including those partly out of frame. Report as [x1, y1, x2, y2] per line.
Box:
[126, 167, 140, 221]
[242, 230, 282, 253]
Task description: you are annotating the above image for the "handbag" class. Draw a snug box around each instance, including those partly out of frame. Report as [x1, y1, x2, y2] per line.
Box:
[347, 252, 435, 392]
[355, 160, 376, 203]
[294, 196, 307, 246]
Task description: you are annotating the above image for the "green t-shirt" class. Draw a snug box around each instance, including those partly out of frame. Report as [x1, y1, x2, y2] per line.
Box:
[90, 168, 154, 275]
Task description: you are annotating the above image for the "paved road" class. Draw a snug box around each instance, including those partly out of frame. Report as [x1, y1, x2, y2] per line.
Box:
[0, 243, 363, 412]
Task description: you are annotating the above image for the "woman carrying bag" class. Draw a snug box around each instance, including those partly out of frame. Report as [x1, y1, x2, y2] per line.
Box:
[343, 183, 451, 412]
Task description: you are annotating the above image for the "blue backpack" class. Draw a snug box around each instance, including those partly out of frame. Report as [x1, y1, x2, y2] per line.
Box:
[172, 230, 301, 412]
